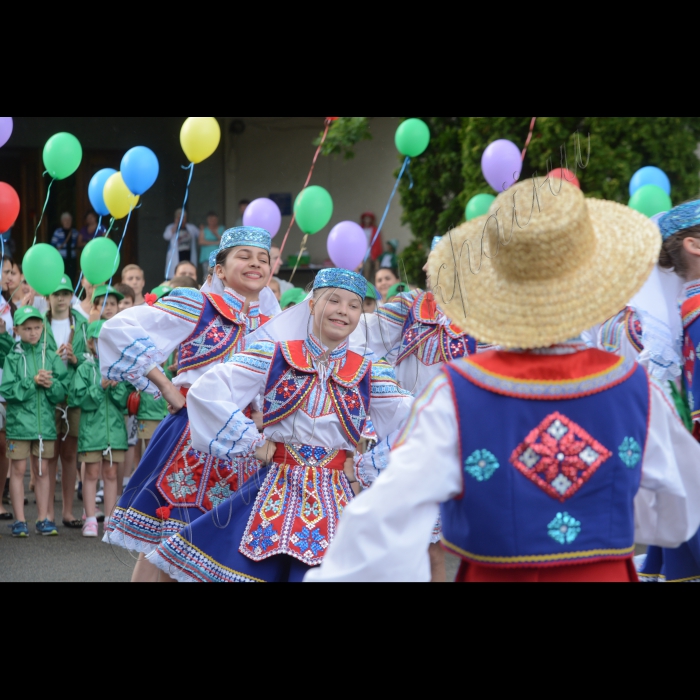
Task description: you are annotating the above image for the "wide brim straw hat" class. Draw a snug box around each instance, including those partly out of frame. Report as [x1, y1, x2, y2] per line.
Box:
[428, 178, 661, 350]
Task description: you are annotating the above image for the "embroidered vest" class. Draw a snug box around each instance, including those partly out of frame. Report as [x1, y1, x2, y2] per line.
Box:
[262, 341, 372, 448]
[441, 349, 650, 568]
[397, 292, 476, 366]
[178, 294, 269, 374]
[600, 307, 644, 355]
[682, 295, 700, 422]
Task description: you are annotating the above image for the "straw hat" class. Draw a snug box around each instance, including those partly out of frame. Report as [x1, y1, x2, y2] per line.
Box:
[428, 178, 661, 350]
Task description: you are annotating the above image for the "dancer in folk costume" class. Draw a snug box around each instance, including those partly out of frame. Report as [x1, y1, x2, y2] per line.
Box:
[631, 202, 700, 582]
[100, 228, 280, 583]
[308, 180, 700, 583]
[151, 269, 413, 583]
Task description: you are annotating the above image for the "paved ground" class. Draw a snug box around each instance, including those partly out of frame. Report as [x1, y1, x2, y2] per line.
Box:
[0, 476, 462, 582]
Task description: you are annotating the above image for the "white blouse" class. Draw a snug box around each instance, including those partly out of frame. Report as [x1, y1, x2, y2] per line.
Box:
[307, 374, 700, 583]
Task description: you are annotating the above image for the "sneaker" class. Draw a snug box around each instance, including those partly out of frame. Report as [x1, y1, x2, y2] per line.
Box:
[96, 490, 104, 504]
[82, 521, 99, 538]
[36, 520, 59, 537]
[11, 521, 29, 538]
[96, 510, 105, 524]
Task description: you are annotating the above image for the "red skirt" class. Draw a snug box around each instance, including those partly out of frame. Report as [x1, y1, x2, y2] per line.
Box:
[455, 558, 639, 583]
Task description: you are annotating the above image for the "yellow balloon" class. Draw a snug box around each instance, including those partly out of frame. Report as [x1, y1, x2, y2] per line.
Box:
[103, 172, 140, 220]
[180, 117, 221, 164]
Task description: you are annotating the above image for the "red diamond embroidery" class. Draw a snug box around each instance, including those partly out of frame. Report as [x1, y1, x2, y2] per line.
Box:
[684, 335, 696, 389]
[510, 412, 611, 503]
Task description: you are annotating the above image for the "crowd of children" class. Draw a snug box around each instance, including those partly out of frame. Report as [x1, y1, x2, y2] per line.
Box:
[1, 263, 170, 539]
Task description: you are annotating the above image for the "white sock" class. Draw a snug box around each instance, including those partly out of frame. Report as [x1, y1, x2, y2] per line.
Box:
[85, 517, 97, 525]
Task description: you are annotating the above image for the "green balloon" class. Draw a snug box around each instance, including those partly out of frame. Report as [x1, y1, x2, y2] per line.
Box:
[466, 194, 496, 221]
[80, 237, 121, 285]
[628, 184, 672, 218]
[22, 244, 65, 297]
[294, 186, 334, 235]
[43, 132, 83, 181]
[395, 119, 431, 158]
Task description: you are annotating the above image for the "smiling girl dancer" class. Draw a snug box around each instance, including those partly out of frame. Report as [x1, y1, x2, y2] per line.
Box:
[99, 227, 279, 583]
[151, 269, 413, 583]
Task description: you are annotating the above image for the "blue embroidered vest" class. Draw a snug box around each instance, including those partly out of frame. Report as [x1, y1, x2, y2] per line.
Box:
[262, 340, 372, 448]
[441, 349, 650, 568]
[682, 288, 700, 422]
[178, 293, 269, 374]
[398, 292, 476, 366]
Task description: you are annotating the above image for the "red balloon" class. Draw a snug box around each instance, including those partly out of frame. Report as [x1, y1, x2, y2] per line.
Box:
[0, 182, 20, 232]
[549, 168, 581, 190]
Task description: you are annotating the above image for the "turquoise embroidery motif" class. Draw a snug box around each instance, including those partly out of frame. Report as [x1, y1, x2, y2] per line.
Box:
[619, 437, 642, 469]
[465, 450, 500, 482]
[548, 512, 582, 545]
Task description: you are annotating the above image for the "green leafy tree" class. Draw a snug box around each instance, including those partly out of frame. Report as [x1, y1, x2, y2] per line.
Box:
[321, 117, 700, 283]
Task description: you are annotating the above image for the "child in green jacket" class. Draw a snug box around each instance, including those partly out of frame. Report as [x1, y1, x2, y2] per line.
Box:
[2, 307, 68, 538]
[44, 275, 88, 529]
[71, 321, 129, 538]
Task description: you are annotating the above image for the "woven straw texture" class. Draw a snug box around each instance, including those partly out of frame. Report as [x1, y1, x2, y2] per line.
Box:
[428, 179, 661, 350]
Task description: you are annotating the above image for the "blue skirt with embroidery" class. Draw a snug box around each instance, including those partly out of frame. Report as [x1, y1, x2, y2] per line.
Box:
[639, 533, 700, 583]
[152, 466, 313, 583]
[103, 408, 261, 557]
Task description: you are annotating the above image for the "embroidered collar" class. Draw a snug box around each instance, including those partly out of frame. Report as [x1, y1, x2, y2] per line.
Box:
[305, 333, 348, 367]
[221, 288, 260, 318]
[511, 340, 591, 356]
[682, 280, 700, 302]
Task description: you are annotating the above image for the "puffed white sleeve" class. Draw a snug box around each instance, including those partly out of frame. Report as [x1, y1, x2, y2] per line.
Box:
[100, 288, 202, 395]
[354, 359, 414, 488]
[351, 292, 415, 363]
[306, 375, 462, 583]
[634, 382, 700, 548]
[188, 341, 275, 460]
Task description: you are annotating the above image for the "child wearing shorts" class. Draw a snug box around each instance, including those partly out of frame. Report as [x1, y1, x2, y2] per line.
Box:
[44, 275, 88, 529]
[2, 306, 68, 538]
[71, 321, 129, 538]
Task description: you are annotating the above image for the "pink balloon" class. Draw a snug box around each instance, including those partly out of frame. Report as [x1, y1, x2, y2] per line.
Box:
[549, 167, 580, 189]
[0, 118, 12, 149]
[481, 139, 522, 193]
[328, 221, 368, 271]
[243, 198, 282, 237]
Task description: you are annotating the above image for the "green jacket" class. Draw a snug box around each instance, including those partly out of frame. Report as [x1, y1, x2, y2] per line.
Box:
[138, 391, 168, 422]
[45, 310, 89, 403]
[1, 339, 69, 441]
[0, 332, 15, 367]
[71, 356, 129, 453]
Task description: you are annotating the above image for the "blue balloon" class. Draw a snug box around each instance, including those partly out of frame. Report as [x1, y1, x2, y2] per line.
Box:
[630, 166, 671, 198]
[121, 146, 159, 196]
[88, 168, 118, 217]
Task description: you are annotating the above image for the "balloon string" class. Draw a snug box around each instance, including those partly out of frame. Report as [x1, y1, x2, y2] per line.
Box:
[33, 175, 55, 247]
[273, 118, 332, 283]
[166, 163, 195, 280]
[74, 216, 115, 297]
[101, 207, 134, 317]
[364, 156, 411, 264]
[288, 235, 309, 285]
[521, 117, 537, 162]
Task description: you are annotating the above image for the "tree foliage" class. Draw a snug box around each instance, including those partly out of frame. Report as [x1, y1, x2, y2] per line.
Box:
[321, 117, 700, 283]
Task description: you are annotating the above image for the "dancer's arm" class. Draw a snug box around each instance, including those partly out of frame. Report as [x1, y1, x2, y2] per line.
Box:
[188, 341, 275, 460]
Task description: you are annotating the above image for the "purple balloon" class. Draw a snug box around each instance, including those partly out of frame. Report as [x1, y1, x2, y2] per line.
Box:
[0, 118, 12, 149]
[481, 139, 522, 193]
[243, 198, 282, 238]
[327, 221, 368, 271]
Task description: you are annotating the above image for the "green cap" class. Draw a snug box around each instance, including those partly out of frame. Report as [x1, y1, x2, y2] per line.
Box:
[365, 283, 378, 301]
[92, 284, 124, 304]
[386, 282, 410, 300]
[280, 288, 307, 310]
[14, 306, 44, 326]
[87, 320, 106, 340]
[150, 285, 172, 301]
[51, 275, 74, 295]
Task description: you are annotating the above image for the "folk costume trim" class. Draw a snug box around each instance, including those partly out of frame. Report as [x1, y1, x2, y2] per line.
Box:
[441, 538, 636, 568]
[682, 295, 700, 331]
[450, 349, 637, 401]
[600, 308, 644, 354]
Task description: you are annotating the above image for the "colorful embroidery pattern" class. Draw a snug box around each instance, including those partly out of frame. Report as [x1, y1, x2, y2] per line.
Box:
[548, 512, 582, 545]
[511, 412, 612, 503]
[619, 437, 642, 469]
[465, 450, 500, 482]
[683, 334, 696, 390]
[240, 460, 354, 566]
[600, 308, 644, 354]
